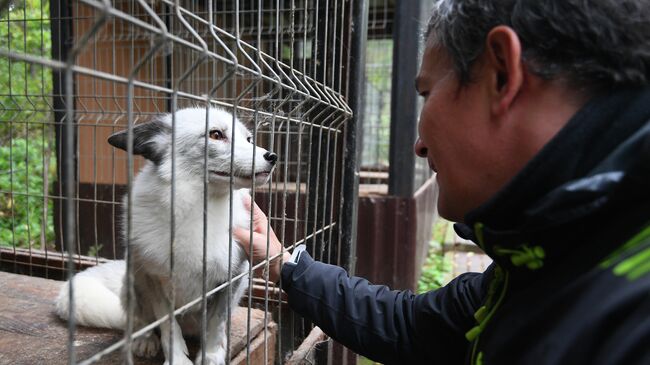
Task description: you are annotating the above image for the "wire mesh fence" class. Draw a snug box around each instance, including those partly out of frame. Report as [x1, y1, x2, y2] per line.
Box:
[359, 0, 432, 192]
[361, 38, 390, 172]
[359, 0, 391, 184]
[0, 0, 356, 363]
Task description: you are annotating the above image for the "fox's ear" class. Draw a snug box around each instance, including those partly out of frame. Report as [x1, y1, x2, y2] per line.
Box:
[108, 120, 170, 165]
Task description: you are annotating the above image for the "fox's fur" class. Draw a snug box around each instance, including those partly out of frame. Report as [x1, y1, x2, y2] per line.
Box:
[55, 107, 276, 365]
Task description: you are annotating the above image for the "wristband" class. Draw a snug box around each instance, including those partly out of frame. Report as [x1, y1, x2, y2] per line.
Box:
[285, 244, 307, 266]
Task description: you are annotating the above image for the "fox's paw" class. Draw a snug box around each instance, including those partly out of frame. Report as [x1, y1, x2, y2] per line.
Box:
[194, 347, 226, 365]
[132, 332, 160, 358]
[163, 356, 193, 365]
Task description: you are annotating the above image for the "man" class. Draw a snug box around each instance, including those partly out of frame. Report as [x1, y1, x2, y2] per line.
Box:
[234, 1, 650, 364]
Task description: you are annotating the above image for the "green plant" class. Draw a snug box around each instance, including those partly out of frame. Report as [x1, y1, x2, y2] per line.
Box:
[0, 0, 56, 249]
[418, 220, 453, 293]
[417, 244, 452, 294]
[0, 0, 53, 143]
[87, 244, 103, 258]
[362, 39, 393, 167]
[0, 137, 56, 249]
[431, 218, 453, 244]
[358, 356, 382, 365]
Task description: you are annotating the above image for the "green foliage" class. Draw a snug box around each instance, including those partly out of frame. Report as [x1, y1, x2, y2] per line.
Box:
[366, 40, 393, 91]
[0, 0, 55, 249]
[358, 356, 382, 365]
[0, 137, 56, 249]
[0, 0, 53, 141]
[362, 39, 393, 167]
[418, 220, 454, 293]
[431, 218, 453, 244]
[417, 243, 452, 294]
[87, 244, 103, 258]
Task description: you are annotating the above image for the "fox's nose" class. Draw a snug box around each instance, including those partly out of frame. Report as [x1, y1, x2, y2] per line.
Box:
[264, 152, 278, 164]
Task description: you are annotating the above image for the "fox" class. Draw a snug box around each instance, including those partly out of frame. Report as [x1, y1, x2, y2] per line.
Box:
[55, 107, 277, 365]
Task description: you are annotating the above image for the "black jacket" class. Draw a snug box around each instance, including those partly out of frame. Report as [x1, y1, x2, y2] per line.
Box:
[280, 88, 650, 365]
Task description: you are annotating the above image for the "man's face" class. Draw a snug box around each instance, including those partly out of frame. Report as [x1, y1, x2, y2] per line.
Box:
[414, 30, 585, 223]
[414, 46, 504, 222]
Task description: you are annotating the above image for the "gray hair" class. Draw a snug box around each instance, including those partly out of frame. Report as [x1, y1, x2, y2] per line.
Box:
[426, 0, 650, 90]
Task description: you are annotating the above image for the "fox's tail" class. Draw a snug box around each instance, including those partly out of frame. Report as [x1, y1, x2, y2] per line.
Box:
[55, 260, 126, 329]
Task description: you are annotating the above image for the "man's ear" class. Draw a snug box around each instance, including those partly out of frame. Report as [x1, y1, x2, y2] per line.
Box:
[107, 119, 170, 165]
[484, 26, 524, 116]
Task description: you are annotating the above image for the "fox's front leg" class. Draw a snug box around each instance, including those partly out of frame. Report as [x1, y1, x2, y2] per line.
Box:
[194, 291, 229, 365]
[195, 271, 249, 365]
[148, 279, 193, 365]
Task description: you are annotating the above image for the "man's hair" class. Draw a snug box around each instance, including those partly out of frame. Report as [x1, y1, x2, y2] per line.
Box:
[426, 0, 650, 90]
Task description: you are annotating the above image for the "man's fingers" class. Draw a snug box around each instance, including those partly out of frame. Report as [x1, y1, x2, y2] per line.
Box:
[233, 227, 253, 256]
[233, 227, 273, 257]
[233, 223, 285, 283]
[242, 194, 264, 218]
[241, 194, 252, 210]
[251, 200, 266, 223]
[243, 194, 269, 230]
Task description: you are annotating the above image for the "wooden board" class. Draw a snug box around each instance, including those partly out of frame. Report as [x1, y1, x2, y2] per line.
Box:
[0, 271, 275, 365]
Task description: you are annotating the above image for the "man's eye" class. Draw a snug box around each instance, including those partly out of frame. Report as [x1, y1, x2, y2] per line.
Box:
[209, 130, 225, 140]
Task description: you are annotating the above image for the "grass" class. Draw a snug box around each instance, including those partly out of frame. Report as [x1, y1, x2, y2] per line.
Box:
[358, 356, 381, 365]
[417, 219, 454, 293]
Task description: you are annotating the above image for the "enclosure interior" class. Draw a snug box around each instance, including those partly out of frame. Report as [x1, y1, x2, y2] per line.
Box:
[1, 0, 353, 363]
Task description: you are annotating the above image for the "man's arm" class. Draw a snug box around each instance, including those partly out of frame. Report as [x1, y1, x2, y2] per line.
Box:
[281, 251, 492, 364]
[232, 195, 490, 363]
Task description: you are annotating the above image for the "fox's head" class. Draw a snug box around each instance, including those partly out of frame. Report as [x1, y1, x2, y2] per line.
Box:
[108, 107, 277, 189]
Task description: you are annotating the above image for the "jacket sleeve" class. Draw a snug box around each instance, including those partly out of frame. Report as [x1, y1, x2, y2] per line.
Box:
[280, 252, 493, 364]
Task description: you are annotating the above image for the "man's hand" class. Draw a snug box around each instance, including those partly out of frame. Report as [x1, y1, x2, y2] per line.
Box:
[233, 195, 290, 283]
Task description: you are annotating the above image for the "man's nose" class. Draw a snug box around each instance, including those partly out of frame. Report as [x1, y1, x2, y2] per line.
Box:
[414, 138, 428, 158]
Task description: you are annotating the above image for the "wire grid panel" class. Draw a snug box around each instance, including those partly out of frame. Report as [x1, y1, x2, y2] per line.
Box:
[362, 0, 434, 192]
[0, 0, 353, 363]
[360, 0, 391, 173]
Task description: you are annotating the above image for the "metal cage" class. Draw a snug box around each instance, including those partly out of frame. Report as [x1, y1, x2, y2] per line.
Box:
[360, 0, 392, 176]
[0, 0, 365, 363]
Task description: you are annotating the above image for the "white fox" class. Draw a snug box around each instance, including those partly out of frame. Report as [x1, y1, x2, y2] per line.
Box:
[56, 107, 277, 365]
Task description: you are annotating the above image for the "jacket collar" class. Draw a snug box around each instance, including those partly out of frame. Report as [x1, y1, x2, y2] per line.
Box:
[455, 87, 650, 271]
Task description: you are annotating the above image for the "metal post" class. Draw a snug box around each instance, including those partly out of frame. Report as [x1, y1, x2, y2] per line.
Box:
[340, 0, 368, 274]
[388, 0, 423, 197]
[51, 0, 73, 269]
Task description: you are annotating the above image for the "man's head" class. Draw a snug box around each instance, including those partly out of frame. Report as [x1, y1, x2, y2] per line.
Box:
[415, 0, 650, 222]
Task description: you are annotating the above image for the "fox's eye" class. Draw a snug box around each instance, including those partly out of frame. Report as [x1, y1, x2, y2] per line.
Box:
[247, 136, 252, 143]
[209, 130, 225, 140]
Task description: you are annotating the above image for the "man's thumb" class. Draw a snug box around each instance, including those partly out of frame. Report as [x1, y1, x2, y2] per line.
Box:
[232, 227, 251, 253]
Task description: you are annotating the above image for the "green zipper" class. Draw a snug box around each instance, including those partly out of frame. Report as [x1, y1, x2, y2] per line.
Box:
[468, 223, 511, 365]
[468, 269, 509, 365]
[600, 223, 650, 269]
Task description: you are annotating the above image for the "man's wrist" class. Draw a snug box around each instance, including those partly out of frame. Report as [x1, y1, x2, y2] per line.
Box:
[271, 245, 306, 284]
[285, 244, 307, 266]
[282, 251, 291, 265]
[270, 251, 291, 283]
